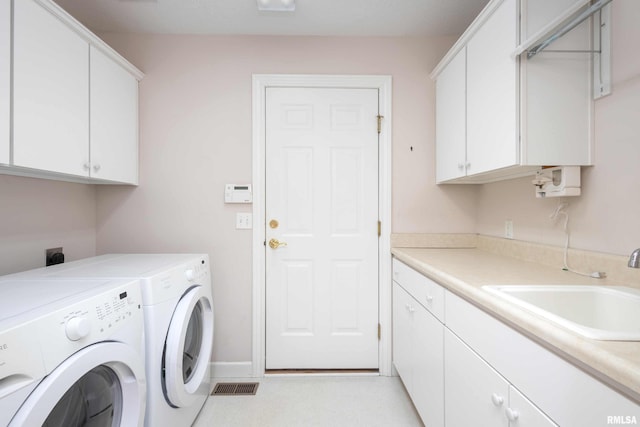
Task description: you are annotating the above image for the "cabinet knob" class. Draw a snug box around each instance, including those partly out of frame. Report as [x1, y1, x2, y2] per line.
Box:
[83, 163, 91, 171]
[457, 163, 465, 171]
[491, 393, 504, 406]
[506, 407, 519, 421]
[466, 162, 471, 170]
[93, 164, 101, 172]
[426, 295, 434, 303]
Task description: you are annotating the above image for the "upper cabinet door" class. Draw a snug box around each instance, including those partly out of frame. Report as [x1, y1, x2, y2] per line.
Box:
[435, 48, 467, 183]
[90, 46, 139, 184]
[13, 0, 89, 176]
[466, 0, 518, 176]
[0, 0, 10, 165]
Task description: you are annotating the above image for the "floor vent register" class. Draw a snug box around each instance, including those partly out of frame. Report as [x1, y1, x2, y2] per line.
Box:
[212, 382, 260, 396]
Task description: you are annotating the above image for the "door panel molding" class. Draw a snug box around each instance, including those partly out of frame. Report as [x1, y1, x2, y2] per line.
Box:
[252, 74, 392, 376]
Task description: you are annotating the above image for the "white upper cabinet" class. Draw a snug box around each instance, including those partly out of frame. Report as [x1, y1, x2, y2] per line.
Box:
[6, 0, 143, 184]
[0, 0, 9, 165]
[13, 0, 90, 176]
[90, 46, 139, 184]
[431, 0, 593, 184]
[435, 48, 466, 182]
[466, 0, 518, 177]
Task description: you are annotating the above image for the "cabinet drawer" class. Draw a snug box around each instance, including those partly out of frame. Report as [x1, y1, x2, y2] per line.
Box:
[392, 258, 444, 322]
[445, 291, 640, 426]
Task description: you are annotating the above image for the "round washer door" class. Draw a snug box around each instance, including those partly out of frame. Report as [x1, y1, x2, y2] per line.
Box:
[9, 342, 145, 427]
[163, 285, 214, 408]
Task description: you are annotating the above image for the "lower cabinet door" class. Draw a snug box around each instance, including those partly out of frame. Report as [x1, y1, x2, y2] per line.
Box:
[445, 329, 509, 427]
[392, 283, 413, 388]
[508, 386, 558, 427]
[413, 304, 444, 427]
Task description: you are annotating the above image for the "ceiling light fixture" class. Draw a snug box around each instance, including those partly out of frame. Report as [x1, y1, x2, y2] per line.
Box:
[257, 0, 296, 12]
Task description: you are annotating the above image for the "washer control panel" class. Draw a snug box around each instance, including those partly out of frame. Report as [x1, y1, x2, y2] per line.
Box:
[37, 279, 143, 371]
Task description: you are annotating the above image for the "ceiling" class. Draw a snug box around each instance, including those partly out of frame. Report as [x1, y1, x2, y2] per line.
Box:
[54, 0, 491, 37]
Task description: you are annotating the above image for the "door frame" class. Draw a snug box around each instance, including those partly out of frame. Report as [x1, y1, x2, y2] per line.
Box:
[251, 74, 392, 376]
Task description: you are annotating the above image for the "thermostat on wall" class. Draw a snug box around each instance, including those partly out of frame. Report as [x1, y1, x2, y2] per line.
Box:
[225, 184, 253, 203]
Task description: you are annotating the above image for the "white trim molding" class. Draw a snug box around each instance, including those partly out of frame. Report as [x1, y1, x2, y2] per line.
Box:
[251, 74, 393, 377]
[210, 362, 254, 379]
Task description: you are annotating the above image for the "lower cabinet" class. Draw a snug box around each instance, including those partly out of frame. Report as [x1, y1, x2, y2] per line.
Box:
[445, 329, 557, 427]
[392, 258, 639, 427]
[393, 282, 444, 427]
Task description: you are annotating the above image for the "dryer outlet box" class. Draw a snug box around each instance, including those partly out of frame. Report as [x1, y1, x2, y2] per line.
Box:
[45, 247, 64, 266]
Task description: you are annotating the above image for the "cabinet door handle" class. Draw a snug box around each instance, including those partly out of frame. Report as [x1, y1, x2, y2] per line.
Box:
[491, 393, 504, 406]
[506, 407, 519, 421]
[426, 295, 434, 303]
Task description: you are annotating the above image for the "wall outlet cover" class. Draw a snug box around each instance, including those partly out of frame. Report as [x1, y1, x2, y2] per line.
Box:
[504, 220, 514, 239]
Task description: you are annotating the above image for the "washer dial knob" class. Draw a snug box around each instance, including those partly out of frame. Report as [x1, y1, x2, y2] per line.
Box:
[65, 316, 91, 341]
[185, 269, 195, 281]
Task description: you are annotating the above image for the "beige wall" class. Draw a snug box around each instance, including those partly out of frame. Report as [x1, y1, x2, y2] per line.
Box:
[93, 34, 476, 363]
[476, 0, 640, 257]
[0, 175, 96, 275]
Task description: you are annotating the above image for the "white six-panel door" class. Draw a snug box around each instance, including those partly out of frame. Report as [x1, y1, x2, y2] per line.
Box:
[265, 87, 379, 370]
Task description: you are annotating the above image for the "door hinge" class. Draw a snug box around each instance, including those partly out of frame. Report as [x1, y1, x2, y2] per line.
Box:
[377, 220, 381, 237]
[377, 115, 383, 134]
[378, 323, 381, 340]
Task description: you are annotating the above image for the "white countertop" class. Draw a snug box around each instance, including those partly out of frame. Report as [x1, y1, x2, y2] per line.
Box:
[391, 247, 640, 403]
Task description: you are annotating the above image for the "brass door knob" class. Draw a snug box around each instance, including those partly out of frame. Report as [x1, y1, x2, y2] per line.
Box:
[268, 238, 288, 249]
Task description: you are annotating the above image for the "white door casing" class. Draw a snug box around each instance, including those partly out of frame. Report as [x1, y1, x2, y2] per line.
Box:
[252, 75, 392, 376]
[265, 87, 379, 370]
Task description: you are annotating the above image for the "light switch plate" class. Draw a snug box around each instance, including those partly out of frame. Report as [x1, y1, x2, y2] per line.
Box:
[236, 213, 252, 229]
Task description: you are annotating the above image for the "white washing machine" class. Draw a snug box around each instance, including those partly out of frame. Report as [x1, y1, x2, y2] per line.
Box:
[0, 277, 146, 426]
[6, 254, 215, 427]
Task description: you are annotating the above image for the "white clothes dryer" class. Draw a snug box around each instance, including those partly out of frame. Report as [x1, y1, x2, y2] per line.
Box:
[6, 254, 215, 427]
[0, 277, 146, 427]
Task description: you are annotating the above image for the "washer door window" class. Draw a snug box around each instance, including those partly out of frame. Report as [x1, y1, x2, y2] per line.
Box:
[9, 342, 145, 427]
[163, 285, 214, 408]
[44, 365, 121, 426]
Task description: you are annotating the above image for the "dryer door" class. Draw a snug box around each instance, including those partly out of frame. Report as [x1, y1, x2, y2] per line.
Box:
[9, 342, 145, 427]
[163, 284, 214, 407]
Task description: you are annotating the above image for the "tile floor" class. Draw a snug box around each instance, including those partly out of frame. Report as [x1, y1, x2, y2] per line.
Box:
[193, 375, 423, 427]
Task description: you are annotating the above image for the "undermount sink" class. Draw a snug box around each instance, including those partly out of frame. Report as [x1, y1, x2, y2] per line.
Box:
[482, 285, 640, 341]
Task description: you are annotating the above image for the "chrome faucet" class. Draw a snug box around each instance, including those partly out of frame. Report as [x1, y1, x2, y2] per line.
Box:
[629, 248, 640, 268]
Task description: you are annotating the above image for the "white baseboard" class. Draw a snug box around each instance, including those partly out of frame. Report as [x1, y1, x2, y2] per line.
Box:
[210, 361, 254, 378]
